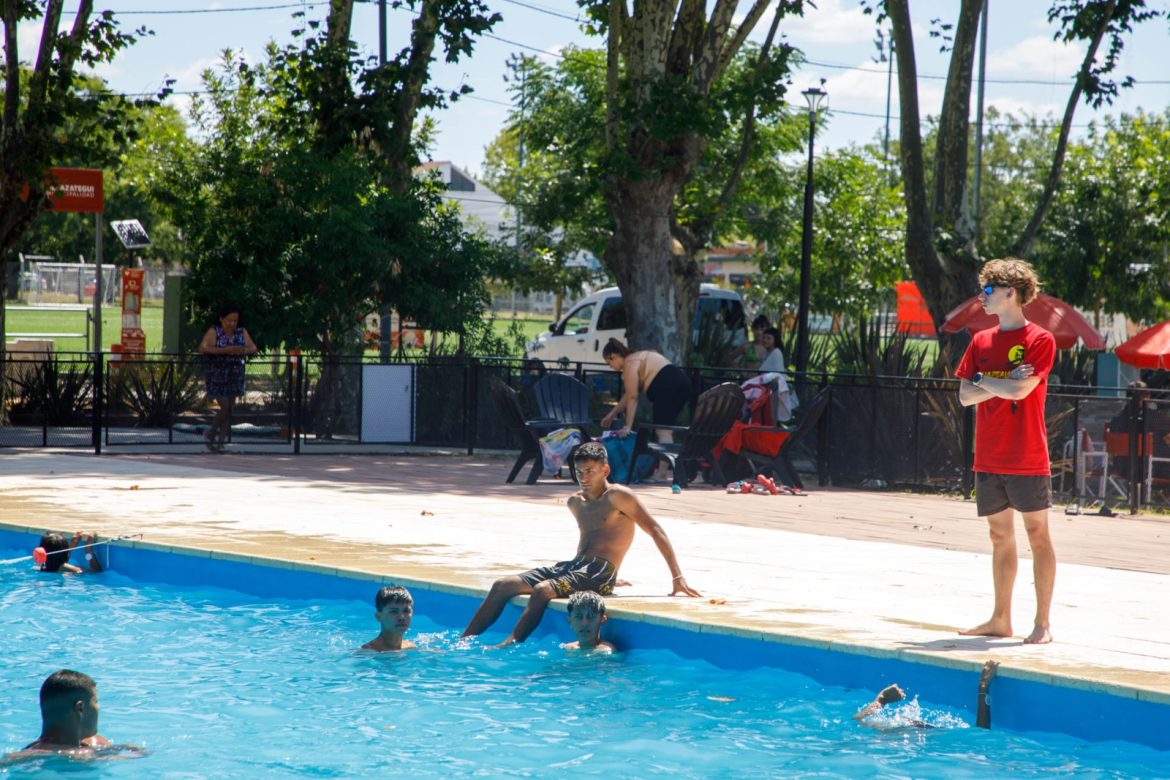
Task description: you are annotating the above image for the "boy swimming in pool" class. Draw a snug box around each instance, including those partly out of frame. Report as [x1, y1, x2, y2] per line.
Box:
[461, 441, 700, 646]
[3, 670, 142, 761]
[37, 532, 103, 574]
[562, 591, 615, 653]
[853, 684, 932, 729]
[362, 586, 416, 651]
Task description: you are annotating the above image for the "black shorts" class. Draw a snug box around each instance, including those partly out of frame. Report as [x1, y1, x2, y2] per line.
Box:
[517, 556, 617, 597]
[645, 365, 692, 426]
[975, 472, 1052, 516]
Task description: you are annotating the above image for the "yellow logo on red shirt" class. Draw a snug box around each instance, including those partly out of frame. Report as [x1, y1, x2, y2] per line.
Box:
[1008, 344, 1025, 365]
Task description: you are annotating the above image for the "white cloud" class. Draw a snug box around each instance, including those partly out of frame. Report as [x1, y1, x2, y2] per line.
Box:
[780, 0, 875, 46]
[791, 58, 944, 120]
[987, 35, 1083, 79]
[169, 55, 225, 92]
[981, 96, 1063, 121]
[13, 20, 48, 65]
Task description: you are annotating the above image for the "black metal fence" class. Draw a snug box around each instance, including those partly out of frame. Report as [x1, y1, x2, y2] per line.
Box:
[2, 350, 1166, 511]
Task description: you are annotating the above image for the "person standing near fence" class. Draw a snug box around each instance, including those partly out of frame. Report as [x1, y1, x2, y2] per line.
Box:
[197, 303, 257, 453]
[955, 258, 1057, 645]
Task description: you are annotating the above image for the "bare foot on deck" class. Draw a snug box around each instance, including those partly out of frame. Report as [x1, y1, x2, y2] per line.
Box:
[959, 618, 1012, 638]
[614, 578, 632, 588]
[1024, 625, 1052, 644]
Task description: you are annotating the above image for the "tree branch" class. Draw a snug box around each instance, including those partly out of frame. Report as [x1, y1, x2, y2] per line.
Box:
[327, 0, 354, 50]
[666, 0, 705, 74]
[386, 0, 442, 191]
[692, 0, 741, 92]
[604, 0, 623, 153]
[47, 0, 93, 107]
[887, 1, 931, 258]
[1013, 0, 1118, 257]
[711, 0, 773, 87]
[3, 0, 21, 133]
[708, 4, 782, 225]
[930, 0, 981, 229]
[27, 0, 66, 113]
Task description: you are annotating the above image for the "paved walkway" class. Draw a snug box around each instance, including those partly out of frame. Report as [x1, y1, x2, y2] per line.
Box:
[3, 450, 1170, 706]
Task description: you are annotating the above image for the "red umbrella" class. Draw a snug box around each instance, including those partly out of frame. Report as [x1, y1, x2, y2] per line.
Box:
[941, 293, 1106, 350]
[1116, 322, 1170, 369]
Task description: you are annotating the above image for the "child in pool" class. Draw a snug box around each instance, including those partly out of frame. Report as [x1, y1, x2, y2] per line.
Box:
[362, 586, 416, 651]
[853, 684, 933, 729]
[562, 591, 615, 653]
[4, 670, 143, 761]
[38, 532, 103, 574]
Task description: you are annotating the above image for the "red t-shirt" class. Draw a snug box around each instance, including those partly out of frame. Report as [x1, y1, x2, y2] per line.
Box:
[955, 322, 1056, 475]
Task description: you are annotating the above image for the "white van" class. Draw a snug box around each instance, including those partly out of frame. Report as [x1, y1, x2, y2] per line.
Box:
[525, 284, 747, 365]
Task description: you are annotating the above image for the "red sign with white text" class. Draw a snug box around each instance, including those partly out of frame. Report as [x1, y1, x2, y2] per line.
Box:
[47, 167, 104, 213]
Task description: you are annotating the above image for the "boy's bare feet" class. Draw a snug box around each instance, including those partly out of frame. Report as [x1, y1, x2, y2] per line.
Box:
[959, 617, 1012, 638]
[1024, 624, 1052, 644]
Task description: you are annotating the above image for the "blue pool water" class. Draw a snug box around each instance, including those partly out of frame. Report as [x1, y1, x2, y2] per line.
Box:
[1, 551, 1167, 778]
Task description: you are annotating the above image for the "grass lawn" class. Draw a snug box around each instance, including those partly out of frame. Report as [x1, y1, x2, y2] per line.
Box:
[4, 302, 164, 354]
[490, 312, 554, 346]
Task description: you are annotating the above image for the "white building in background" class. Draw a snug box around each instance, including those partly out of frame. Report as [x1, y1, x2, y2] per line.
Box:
[415, 161, 514, 241]
[416, 160, 601, 316]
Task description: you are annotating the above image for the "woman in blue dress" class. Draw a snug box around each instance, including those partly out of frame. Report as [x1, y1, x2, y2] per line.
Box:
[197, 303, 257, 452]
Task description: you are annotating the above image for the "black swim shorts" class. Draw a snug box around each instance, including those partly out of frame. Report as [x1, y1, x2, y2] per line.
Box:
[646, 365, 692, 426]
[518, 556, 617, 597]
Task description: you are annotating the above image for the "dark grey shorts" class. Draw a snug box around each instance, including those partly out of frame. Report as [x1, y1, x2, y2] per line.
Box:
[975, 472, 1052, 516]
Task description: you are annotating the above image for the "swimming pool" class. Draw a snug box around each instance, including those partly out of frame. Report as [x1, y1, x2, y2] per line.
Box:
[2, 538, 1167, 777]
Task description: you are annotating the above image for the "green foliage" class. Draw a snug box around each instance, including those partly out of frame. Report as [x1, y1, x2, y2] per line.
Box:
[172, 48, 512, 358]
[1049, 345, 1098, 388]
[18, 102, 195, 266]
[1030, 110, 1170, 321]
[481, 52, 613, 276]
[0, 9, 154, 258]
[107, 359, 205, 427]
[755, 145, 908, 318]
[689, 312, 741, 369]
[830, 321, 931, 379]
[8, 359, 93, 425]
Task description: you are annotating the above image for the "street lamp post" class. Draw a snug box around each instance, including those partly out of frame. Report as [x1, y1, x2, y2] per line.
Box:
[795, 85, 827, 378]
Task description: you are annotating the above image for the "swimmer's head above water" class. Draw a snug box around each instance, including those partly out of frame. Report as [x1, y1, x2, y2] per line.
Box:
[37, 534, 72, 573]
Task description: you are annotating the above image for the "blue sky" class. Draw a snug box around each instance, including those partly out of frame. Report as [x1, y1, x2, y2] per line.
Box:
[35, 1, 1170, 174]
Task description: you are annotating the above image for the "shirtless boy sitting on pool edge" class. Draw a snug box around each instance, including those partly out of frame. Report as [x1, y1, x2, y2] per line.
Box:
[462, 441, 700, 646]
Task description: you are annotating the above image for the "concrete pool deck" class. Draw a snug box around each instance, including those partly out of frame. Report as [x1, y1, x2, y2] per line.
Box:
[3, 450, 1170, 708]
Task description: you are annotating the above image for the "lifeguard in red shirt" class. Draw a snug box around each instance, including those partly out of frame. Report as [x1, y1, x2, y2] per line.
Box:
[955, 258, 1057, 645]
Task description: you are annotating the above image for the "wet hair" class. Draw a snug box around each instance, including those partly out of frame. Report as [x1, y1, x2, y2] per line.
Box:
[38, 532, 72, 573]
[979, 258, 1040, 306]
[375, 585, 413, 611]
[567, 591, 606, 616]
[601, 338, 630, 359]
[574, 441, 608, 466]
[40, 670, 97, 711]
[752, 314, 770, 330]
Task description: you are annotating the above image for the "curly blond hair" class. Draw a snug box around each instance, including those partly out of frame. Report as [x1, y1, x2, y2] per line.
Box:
[979, 257, 1041, 306]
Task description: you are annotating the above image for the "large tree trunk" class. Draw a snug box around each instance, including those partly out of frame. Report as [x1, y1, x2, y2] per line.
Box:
[606, 179, 700, 361]
[600, 0, 779, 363]
[888, 0, 979, 359]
